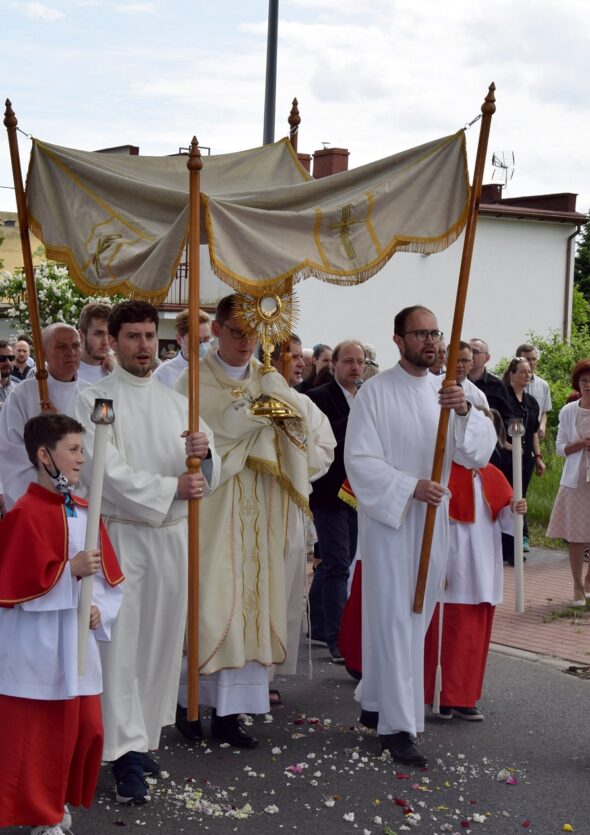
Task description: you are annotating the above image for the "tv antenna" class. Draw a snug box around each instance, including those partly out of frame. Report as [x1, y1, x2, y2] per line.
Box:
[491, 151, 515, 189]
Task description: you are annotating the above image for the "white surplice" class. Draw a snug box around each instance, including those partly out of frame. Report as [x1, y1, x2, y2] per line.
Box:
[75, 366, 220, 760]
[0, 374, 88, 510]
[77, 360, 111, 385]
[154, 351, 187, 389]
[344, 363, 496, 737]
[0, 508, 122, 700]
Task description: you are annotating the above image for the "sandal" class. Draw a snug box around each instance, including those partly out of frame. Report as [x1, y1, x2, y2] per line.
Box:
[269, 688, 283, 706]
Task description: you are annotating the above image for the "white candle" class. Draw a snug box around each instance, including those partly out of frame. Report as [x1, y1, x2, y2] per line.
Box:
[78, 399, 114, 675]
[511, 429, 525, 613]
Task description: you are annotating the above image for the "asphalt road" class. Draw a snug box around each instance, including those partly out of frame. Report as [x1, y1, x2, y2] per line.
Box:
[6, 646, 590, 835]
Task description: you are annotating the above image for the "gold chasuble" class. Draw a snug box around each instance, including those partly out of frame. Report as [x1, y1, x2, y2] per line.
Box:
[180, 352, 317, 676]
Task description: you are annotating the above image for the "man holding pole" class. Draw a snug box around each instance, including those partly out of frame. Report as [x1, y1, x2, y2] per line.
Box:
[344, 305, 496, 767]
[176, 294, 331, 746]
[0, 323, 88, 510]
[75, 300, 219, 804]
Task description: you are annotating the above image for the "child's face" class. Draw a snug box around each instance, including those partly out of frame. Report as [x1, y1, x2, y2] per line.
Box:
[43, 433, 85, 485]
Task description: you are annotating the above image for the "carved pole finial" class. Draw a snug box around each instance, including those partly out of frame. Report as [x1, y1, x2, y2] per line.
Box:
[188, 136, 203, 172]
[288, 97, 300, 151]
[4, 99, 17, 130]
[482, 82, 496, 116]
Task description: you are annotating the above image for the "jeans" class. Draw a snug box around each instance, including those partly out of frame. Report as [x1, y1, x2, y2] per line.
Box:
[308, 505, 357, 651]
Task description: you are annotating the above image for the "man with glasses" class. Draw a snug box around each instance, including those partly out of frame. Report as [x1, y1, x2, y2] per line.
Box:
[345, 306, 496, 768]
[176, 294, 332, 747]
[306, 340, 366, 663]
[155, 309, 212, 389]
[468, 337, 512, 425]
[454, 341, 488, 408]
[0, 341, 18, 407]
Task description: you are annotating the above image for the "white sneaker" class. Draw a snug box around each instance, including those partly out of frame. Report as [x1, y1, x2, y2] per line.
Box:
[30, 826, 64, 835]
[60, 805, 72, 830]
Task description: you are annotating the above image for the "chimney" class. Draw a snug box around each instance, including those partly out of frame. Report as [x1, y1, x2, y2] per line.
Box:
[480, 183, 503, 204]
[313, 147, 349, 179]
[297, 153, 312, 173]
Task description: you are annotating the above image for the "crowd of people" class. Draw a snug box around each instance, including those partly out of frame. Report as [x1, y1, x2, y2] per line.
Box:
[0, 296, 587, 834]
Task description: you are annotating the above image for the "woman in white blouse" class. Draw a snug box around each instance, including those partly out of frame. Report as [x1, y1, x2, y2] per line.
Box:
[547, 359, 590, 605]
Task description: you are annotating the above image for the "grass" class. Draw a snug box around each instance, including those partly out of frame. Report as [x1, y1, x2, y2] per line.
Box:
[526, 437, 566, 550]
[543, 600, 589, 624]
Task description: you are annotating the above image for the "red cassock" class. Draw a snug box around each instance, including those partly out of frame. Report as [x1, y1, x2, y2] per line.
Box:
[424, 463, 512, 708]
[0, 482, 123, 826]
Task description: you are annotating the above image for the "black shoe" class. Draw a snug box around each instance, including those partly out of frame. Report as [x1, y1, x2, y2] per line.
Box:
[112, 752, 151, 804]
[329, 646, 345, 664]
[210, 710, 259, 748]
[140, 752, 160, 775]
[359, 709, 379, 730]
[379, 731, 428, 767]
[175, 703, 203, 741]
[437, 705, 453, 719]
[451, 706, 484, 721]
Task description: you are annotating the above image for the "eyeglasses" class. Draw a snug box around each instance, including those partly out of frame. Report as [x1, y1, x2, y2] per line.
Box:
[402, 329, 444, 343]
[456, 358, 473, 365]
[0, 355, 15, 362]
[221, 323, 252, 340]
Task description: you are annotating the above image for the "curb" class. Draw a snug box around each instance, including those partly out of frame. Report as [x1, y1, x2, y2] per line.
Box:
[489, 642, 572, 671]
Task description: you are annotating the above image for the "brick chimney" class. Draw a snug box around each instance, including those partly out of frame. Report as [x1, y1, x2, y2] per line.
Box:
[313, 147, 349, 179]
[480, 184, 503, 203]
[297, 153, 312, 173]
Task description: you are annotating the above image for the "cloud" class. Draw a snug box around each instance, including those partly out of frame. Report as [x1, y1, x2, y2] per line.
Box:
[23, 2, 64, 21]
[114, 2, 159, 13]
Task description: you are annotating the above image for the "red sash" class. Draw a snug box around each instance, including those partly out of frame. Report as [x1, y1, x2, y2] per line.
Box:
[0, 482, 123, 607]
[449, 462, 513, 524]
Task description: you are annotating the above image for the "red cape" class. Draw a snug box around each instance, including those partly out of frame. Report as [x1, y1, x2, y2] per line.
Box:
[449, 462, 513, 524]
[0, 482, 124, 608]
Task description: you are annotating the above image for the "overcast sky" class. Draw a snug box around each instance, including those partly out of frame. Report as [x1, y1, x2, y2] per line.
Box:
[1, 0, 588, 217]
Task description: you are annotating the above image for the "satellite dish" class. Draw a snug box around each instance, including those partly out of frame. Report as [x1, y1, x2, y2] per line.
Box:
[491, 151, 515, 188]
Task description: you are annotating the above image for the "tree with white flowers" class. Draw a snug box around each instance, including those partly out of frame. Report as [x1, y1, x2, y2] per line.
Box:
[0, 261, 127, 330]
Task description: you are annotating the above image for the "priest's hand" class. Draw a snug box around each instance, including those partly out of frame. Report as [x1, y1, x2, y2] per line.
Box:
[70, 548, 102, 578]
[511, 498, 527, 515]
[178, 471, 207, 500]
[89, 605, 101, 631]
[414, 479, 446, 506]
[182, 430, 209, 460]
[438, 384, 469, 415]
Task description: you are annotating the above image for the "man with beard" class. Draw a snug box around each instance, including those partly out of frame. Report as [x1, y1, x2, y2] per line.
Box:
[344, 306, 496, 768]
[78, 302, 114, 384]
[0, 341, 18, 407]
[75, 300, 219, 804]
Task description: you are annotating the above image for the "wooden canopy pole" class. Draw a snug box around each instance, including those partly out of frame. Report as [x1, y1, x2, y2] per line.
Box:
[3, 100, 48, 405]
[413, 83, 496, 614]
[186, 137, 203, 719]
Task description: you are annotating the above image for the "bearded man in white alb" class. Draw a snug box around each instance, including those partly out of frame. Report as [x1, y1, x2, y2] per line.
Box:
[344, 305, 496, 768]
[75, 300, 219, 804]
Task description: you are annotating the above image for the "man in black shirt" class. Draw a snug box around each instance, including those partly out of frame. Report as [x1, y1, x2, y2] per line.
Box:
[468, 338, 513, 424]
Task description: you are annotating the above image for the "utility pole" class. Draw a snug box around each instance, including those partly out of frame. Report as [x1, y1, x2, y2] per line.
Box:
[263, 0, 279, 144]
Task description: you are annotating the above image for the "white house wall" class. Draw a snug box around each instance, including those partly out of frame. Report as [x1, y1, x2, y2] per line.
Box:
[292, 216, 573, 371]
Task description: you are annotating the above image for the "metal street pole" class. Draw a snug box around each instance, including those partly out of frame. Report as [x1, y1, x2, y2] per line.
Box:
[263, 0, 279, 144]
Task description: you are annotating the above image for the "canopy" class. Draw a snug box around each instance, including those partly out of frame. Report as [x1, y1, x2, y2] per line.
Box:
[26, 131, 469, 301]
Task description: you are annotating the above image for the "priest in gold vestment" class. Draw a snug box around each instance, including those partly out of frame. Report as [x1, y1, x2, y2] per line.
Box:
[177, 295, 335, 746]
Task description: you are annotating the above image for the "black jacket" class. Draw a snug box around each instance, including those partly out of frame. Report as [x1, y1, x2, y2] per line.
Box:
[306, 377, 351, 510]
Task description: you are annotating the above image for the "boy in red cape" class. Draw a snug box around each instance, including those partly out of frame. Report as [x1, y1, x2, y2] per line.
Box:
[0, 413, 124, 835]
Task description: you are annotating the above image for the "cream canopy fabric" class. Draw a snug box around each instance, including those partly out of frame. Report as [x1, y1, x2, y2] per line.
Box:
[26, 131, 470, 301]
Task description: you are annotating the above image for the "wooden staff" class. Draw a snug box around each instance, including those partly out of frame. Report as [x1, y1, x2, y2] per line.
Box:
[186, 137, 203, 719]
[413, 83, 496, 614]
[3, 100, 48, 405]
